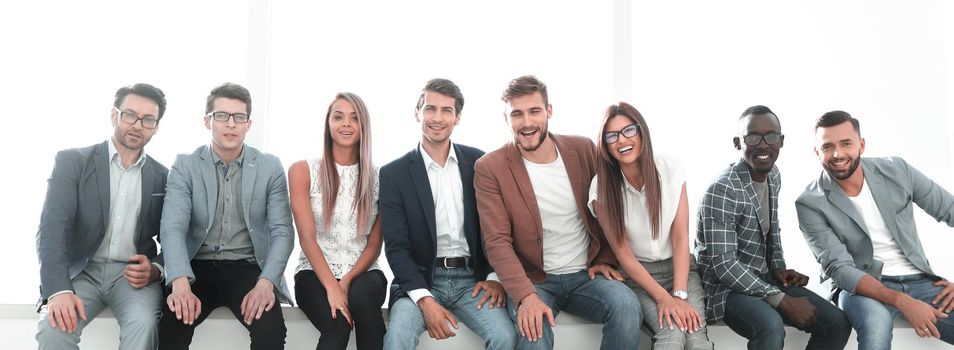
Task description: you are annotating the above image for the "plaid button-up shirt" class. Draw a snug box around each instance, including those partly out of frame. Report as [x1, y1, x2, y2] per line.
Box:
[695, 160, 787, 324]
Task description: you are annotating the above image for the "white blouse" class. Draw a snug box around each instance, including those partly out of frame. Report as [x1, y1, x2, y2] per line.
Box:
[589, 154, 686, 262]
[295, 159, 380, 278]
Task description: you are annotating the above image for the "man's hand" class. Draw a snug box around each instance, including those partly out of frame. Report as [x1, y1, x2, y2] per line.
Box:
[932, 279, 954, 313]
[587, 263, 624, 281]
[418, 296, 459, 339]
[471, 280, 507, 309]
[777, 294, 818, 329]
[897, 294, 948, 338]
[124, 254, 159, 288]
[241, 278, 277, 325]
[46, 293, 87, 333]
[517, 293, 555, 343]
[773, 269, 809, 288]
[167, 277, 202, 325]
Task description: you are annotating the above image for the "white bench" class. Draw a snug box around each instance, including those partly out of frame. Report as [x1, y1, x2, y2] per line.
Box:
[0, 304, 937, 349]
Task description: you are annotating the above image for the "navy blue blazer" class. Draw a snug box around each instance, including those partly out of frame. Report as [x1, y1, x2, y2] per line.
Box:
[380, 143, 490, 306]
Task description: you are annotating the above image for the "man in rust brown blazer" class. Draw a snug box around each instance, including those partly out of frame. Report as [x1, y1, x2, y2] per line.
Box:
[474, 75, 641, 350]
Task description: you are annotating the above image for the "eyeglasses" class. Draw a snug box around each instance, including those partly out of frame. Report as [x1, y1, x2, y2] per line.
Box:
[603, 123, 641, 144]
[741, 133, 783, 146]
[114, 107, 159, 129]
[207, 111, 250, 123]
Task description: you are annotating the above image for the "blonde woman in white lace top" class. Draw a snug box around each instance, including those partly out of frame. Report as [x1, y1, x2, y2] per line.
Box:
[288, 92, 386, 350]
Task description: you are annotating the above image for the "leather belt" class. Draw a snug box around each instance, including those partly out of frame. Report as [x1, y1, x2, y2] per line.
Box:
[435, 256, 468, 269]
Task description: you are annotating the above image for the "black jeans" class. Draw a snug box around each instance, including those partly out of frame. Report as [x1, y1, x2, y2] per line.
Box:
[294, 269, 387, 350]
[158, 260, 287, 350]
[722, 275, 852, 350]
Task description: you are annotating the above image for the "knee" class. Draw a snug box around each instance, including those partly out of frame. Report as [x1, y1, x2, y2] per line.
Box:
[36, 320, 80, 348]
[753, 316, 786, 343]
[484, 323, 518, 349]
[606, 287, 641, 324]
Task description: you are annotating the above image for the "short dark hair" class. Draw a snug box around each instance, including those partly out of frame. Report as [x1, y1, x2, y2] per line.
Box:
[739, 105, 781, 128]
[502, 75, 549, 106]
[816, 110, 860, 136]
[416, 78, 464, 115]
[114, 83, 167, 120]
[206, 83, 252, 115]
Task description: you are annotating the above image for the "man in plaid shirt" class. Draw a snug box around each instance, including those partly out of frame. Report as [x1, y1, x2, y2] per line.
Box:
[695, 105, 851, 350]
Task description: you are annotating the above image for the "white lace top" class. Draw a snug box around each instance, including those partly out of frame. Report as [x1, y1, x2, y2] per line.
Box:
[295, 159, 380, 278]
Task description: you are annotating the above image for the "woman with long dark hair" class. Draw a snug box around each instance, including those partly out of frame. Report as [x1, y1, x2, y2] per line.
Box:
[589, 102, 713, 349]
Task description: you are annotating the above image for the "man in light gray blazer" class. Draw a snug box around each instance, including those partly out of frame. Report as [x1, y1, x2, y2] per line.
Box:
[36, 83, 169, 350]
[158, 83, 294, 350]
[796, 111, 954, 348]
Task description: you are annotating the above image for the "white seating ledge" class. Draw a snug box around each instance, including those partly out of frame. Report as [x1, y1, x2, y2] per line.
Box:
[0, 304, 937, 349]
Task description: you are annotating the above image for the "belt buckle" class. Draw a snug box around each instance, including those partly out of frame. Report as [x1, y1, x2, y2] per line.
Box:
[443, 257, 451, 269]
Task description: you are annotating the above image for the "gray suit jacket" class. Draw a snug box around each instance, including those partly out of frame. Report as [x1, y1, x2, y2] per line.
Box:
[695, 160, 786, 324]
[796, 157, 954, 298]
[36, 141, 168, 307]
[160, 144, 294, 303]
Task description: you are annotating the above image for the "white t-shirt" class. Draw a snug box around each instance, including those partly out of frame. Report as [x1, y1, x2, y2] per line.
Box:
[525, 151, 589, 275]
[847, 179, 922, 276]
[588, 154, 685, 262]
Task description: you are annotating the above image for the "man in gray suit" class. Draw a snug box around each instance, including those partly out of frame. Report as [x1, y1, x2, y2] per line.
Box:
[35, 83, 169, 350]
[157, 83, 294, 349]
[796, 111, 954, 348]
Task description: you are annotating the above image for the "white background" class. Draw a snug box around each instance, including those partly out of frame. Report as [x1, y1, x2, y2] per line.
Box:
[1, 0, 953, 305]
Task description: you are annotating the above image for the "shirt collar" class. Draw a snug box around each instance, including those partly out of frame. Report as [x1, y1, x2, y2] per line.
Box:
[419, 141, 458, 169]
[620, 170, 644, 194]
[108, 138, 146, 169]
[211, 146, 245, 167]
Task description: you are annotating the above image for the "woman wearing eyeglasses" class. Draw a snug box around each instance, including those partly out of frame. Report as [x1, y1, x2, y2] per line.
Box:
[288, 92, 386, 350]
[588, 102, 713, 350]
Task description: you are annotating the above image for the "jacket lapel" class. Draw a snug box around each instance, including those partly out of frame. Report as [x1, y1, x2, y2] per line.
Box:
[200, 146, 218, 229]
[455, 145, 479, 251]
[554, 136, 586, 219]
[136, 157, 155, 249]
[241, 147, 258, 222]
[506, 143, 543, 235]
[735, 162, 768, 235]
[821, 170, 869, 236]
[410, 147, 438, 241]
[94, 141, 111, 229]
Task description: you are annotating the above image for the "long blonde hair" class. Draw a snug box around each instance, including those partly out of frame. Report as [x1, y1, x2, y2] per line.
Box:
[317, 92, 374, 236]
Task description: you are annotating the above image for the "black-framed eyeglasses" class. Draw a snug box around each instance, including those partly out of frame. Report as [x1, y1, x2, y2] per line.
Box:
[207, 111, 250, 123]
[741, 133, 783, 146]
[114, 107, 159, 129]
[604, 123, 641, 144]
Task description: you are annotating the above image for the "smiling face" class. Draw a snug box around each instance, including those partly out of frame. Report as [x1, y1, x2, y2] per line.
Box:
[815, 121, 865, 180]
[505, 92, 551, 152]
[735, 113, 783, 179]
[328, 98, 361, 149]
[205, 97, 250, 156]
[603, 114, 642, 166]
[111, 93, 160, 152]
[417, 90, 459, 145]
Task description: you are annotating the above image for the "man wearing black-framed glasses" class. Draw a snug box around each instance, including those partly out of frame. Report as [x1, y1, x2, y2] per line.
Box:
[36, 83, 169, 350]
[158, 82, 293, 349]
[695, 105, 852, 349]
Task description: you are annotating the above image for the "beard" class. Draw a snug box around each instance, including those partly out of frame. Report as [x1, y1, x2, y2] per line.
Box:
[516, 127, 548, 152]
[824, 155, 861, 180]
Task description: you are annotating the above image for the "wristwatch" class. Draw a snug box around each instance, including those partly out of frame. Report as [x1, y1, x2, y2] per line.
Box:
[672, 290, 688, 300]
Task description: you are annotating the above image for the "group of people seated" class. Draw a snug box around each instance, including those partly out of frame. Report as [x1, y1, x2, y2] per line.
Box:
[35, 76, 954, 350]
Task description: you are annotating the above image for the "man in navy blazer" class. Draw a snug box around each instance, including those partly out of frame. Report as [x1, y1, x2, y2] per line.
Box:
[35, 83, 169, 350]
[381, 78, 517, 349]
[158, 83, 294, 349]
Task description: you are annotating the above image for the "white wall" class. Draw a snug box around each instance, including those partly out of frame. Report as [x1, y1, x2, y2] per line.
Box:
[1, 0, 952, 309]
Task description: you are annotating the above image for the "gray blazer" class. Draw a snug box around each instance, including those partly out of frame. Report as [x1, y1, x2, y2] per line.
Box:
[36, 141, 168, 307]
[796, 157, 954, 298]
[160, 144, 294, 303]
[695, 160, 787, 324]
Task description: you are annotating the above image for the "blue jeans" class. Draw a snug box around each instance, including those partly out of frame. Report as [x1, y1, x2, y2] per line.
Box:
[385, 266, 517, 350]
[839, 273, 954, 350]
[722, 275, 851, 350]
[506, 270, 641, 350]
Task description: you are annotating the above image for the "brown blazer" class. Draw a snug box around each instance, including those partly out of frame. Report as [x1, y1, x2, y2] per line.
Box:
[474, 133, 616, 302]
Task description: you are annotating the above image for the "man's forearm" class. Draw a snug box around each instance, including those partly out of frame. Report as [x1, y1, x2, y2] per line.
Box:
[854, 274, 905, 307]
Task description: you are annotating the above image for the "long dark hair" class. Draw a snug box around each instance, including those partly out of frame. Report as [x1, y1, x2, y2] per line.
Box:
[595, 102, 662, 242]
[317, 92, 374, 237]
